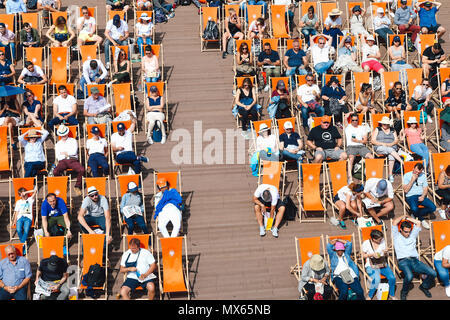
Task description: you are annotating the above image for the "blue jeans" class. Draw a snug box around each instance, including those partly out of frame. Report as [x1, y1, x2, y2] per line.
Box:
[405, 195, 436, 221]
[104, 39, 129, 64]
[24, 161, 45, 177]
[300, 104, 324, 127]
[366, 265, 396, 298]
[375, 27, 394, 43]
[323, 27, 342, 48]
[301, 28, 317, 46]
[434, 259, 450, 287]
[314, 61, 334, 83]
[48, 113, 79, 132]
[0, 286, 28, 300]
[124, 215, 148, 235]
[16, 216, 32, 244]
[398, 257, 436, 295]
[137, 37, 153, 56]
[79, 75, 105, 98]
[281, 149, 302, 165]
[332, 276, 365, 300]
[79, 215, 106, 234]
[116, 151, 142, 174]
[409, 143, 429, 168]
[88, 153, 109, 177]
[286, 67, 308, 89]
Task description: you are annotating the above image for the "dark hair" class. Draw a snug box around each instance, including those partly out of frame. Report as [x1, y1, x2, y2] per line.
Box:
[433, 43, 442, 51]
[446, 165, 450, 176]
[414, 162, 424, 171]
[18, 187, 27, 194]
[24, 88, 34, 98]
[55, 16, 67, 26]
[308, 5, 314, 14]
[81, 5, 88, 10]
[264, 42, 271, 48]
[129, 238, 141, 247]
[370, 229, 384, 240]
[145, 45, 153, 53]
[24, 61, 34, 68]
[46, 193, 57, 200]
[58, 85, 67, 91]
[392, 81, 402, 89]
[348, 182, 364, 193]
[256, 17, 265, 25]
[360, 83, 371, 93]
[23, 22, 30, 28]
[400, 220, 412, 231]
[306, 73, 314, 80]
[326, 76, 340, 87]
[90, 60, 98, 69]
[239, 42, 248, 54]
[241, 77, 253, 89]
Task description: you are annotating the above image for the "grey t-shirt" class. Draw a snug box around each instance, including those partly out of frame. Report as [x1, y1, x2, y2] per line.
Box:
[81, 195, 109, 217]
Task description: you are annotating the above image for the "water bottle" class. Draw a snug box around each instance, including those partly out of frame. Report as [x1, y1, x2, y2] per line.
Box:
[48, 163, 56, 177]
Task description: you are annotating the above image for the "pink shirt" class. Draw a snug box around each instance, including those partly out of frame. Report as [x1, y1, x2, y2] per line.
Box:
[142, 55, 159, 77]
[405, 127, 422, 145]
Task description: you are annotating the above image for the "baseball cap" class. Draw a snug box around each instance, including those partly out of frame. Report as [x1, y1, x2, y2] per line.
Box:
[321, 115, 331, 123]
[90, 87, 100, 95]
[400, 0, 407, 4]
[127, 181, 138, 192]
[117, 122, 126, 131]
[283, 121, 293, 130]
[376, 179, 388, 197]
[366, 34, 375, 41]
[149, 85, 158, 93]
[276, 80, 285, 89]
[91, 126, 100, 135]
[424, 1, 432, 7]
[344, 36, 352, 43]
[377, 7, 384, 13]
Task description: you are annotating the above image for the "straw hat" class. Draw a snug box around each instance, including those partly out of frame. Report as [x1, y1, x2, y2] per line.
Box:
[379, 116, 392, 126]
[27, 129, 40, 138]
[407, 116, 418, 124]
[57, 124, 69, 136]
[329, 8, 343, 16]
[258, 123, 270, 133]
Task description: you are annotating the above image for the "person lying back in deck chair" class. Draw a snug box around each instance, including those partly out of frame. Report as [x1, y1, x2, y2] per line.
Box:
[253, 184, 286, 238]
[154, 177, 183, 238]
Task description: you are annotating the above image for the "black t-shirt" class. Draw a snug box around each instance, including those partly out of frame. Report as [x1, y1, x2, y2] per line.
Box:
[423, 46, 444, 68]
[39, 257, 68, 282]
[307, 125, 341, 149]
[279, 132, 301, 148]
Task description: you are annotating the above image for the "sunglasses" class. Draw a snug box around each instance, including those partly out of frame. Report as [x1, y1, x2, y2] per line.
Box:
[401, 229, 411, 234]
[306, 79, 313, 82]
[351, 119, 358, 122]
[395, 87, 402, 90]
[0, 53, 4, 56]
[89, 193, 99, 197]
[318, 42, 325, 45]
[322, 121, 330, 124]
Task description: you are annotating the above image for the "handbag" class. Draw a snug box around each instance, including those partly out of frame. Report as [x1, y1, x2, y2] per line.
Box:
[368, 241, 387, 269]
[339, 268, 355, 285]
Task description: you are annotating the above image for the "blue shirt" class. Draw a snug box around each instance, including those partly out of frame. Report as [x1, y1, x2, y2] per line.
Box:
[279, 132, 301, 148]
[18, 129, 49, 163]
[41, 197, 68, 218]
[154, 189, 182, 219]
[0, 256, 32, 286]
[403, 171, 428, 197]
[6, 0, 27, 14]
[258, 50, 280, 64]
[284, 48, 306, 67]
[418, 7, 438, 28]
[392, 224, 421, 259]
[321, 85, 346, 100]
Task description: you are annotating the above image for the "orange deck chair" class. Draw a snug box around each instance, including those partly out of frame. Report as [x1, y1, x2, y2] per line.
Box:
[415, 33, 437, 67]
[250, 119, 274, 149]
[246, 4, 263, 29]
[319, 1, 338, 29]
[110, 119, 137, 174]
[153, 171, 182, 235]
[111, 83, 135, 117]
[145, 81, 169, 133]
[78, 44, 99, 75]
[363, 157, 387, 182]
[0, 13, 15, 33]
[135, 11, 155, 44]
[156, 235, 190, 299]
[298, 163, 327, 223]
[77, 233, 108, 299]
[50, 11, 68, 26]
[296, 74, 307, 88]
[141, 44, 163, 82]
[0, 243, 26, 259]
[370, 2, 388, 31]
[107, 9, 126, 23]
[0, 126, 13, 180]
[346, 1, 365, 29]
[200, 6, 221, 52]
[38, 236, 69, 264]
[325, 160, 349, 219]
[82, 176, 110, 203]
[258, 160, 285, 193]
[110, 45, 133, 82]
[20, 12, 40, 31]
[429, 108, 445, 151]
[381, 71, 400, 111]
[401, 110, 426, 151]
[24, 47, 45, 70]
[386, 33, 406, 66]
[405, 68, 423, 100]
[352, 72, 371, 108]
[23, 84, 46, 121]
[424, 220, 450, 269]
[44, 175, 71, 215]
[9, 177, 37, 241]
[275, 116, 302, 171]
[430, 152, 450, 205]
[290, 235, 325, 280]
[270, 5, 290, 39]
[49, 47, 69, 87]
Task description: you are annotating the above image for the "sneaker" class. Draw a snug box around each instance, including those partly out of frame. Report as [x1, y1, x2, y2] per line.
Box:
[161, 136, 166, 144]
[168, 12, 175, 19]
[329, 216, 339, 226]
[445, 285, 450, 297]
[259, 226, 266, 237]
[264, 84, 270, 92]
[421, 220, 430, 230]
[140, 156, 149, 163]
[389, 175, 394, 183]
[106, 62, 110, 70]
[400, 291, 407, 300]
[22, 244, 26, 256]
[427, 117, 433, 124]
[222, 52, 227, 59]
[147, 136, 154, 145]
[439, 209, 447, 220]
[241, 130, 247, 138]
[418, 284, 432, 298]
[339, 220, 347, 230]
[271, 227, 279, 238]
[74, 187, 82, 196]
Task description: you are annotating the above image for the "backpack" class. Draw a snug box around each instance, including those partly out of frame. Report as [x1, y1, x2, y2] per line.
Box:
[27, 0, 38, 10]
[203, 20, 219, 40]
[154, 8, 167, 24]
[152, 120, 163, 143]
[180, 0, 191, 5]
[82, 263, 106, 288]
[283, 196, 297, 221]
[49, 224, 65, 236]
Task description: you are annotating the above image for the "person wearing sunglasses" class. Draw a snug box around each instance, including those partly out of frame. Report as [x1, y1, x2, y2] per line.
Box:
[283, 38, 308, 89]
[309, 34, 334, 83]
[76, 6, 103, 47]
[388, 35, 413, 78]
[112, 48, 130, 84]
[78, 186, 112, 245]
[409, 78, 435, 124]
[235, 43, 255, 77]
[385, 81, 412, 123]
[392, 214, 436, 300]
[0, 245, 32, 300]
[0, 50, 14, 85]
[257, 42, 281, 92]
[297, 73, 324, 130]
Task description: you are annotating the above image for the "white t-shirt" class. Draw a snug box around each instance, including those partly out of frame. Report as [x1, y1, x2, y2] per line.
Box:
[413, 85, 432, 101]
[135, 22, 154, 37]
[310, 44, 330, 65]
[105, 19, 128, 41]
[334, 256, 357, 279]
[435, 245, 450, 261]
[336, 185, 356, 202]
[20, 65, 44, 78]
[86, 137, 107, 155]
[324, 16, 342, 28]
[15, 198, 34, 221]
[362, 239, 387, 268]
[256, 134, 278, 152]
[362, 43, 380, 63]
[111, 129, 133, 154]
[55, 137, 78, 161]
[297, 84, 320, 102]
[77, 16, 96, 34]
[364, 178, 394, 199]
[345, 125, 367, 147]
[53, 94, 77, 114]
[254, 184, 279, 206]
[120, 248, 157, 282]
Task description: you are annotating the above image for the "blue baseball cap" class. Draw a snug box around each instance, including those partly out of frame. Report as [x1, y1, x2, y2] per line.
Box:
[376, 179, 388, 196]
[91, 126, 100, 135]
[117, 122, 126, 131]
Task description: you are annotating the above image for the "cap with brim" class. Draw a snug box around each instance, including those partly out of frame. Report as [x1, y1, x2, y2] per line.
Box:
[407, 116, 418, 124]
[366, 35, 375, 41]
[376, 179, 388, 197]
[149, 85, 158, 93]
[400, 0, 407, 4]
[87, 186, 98, 196]
[47, 255, 60, 272]
[140, 13, 151, 20]
[276, 80, 286, 89]
[91, 126, 100, 134]
[334, 241, 345, 251]
[345, 36, 352, 43]
[377, 7, 384, 13]
[329, 8, 343, 16]
[57, 124, 69, 137]
[321, 115, 331, 123]
[27, 129, 40, 138]
[90, 87, 100, 94]
[379, 116, 392, 126]
[393, 36, 401, 43]
[283, 121, 293, 129]
[259, 123, 270, 133]
[352, 5, 361, 12]
[127, 181, 138, 192]
[113, 14, 121, 21]
[310, 254, 325, 271]
[424, 1, 432, 7]
[117, 122, 126, 131]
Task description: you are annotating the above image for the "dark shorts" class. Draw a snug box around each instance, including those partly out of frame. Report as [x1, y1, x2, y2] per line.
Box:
[423, 24, 441, 33]
[122, 277, 156, 291]
[258, 197, 285, 212]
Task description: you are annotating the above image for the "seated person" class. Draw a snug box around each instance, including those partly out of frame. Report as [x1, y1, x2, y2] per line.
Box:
[222, 7, 244, 59]
[388, 35, 413, 74]
[104, 14, 129, 69]
[112, 49, 131, 84]
[106, 0, 130, 12]
[355, 83, 375, 115]
[80, 59, 108, 98]
[333, 183, 364, 230]
[83, 87, 113, 125]
[385, 81, 412, 121]
[253, 183, 286, 238]
[400, 116, 429, 168]
[269, 80, 291, 119]
[434, 244, 450, 297]
[436, 165, 450, 219]
[345, 113, 374, 184]
[320, 76, 347, 126]
[247, 17, 267, 41]
[360, 34, 385, 75]
[142, 45, 160, 82]
[45, 16, 75, 48]
[235, 42, 255, 77]
[18, 128, 48, 177]
[18, 61, 48, 85]
[136, 0, 152, 10]
[233, 77, 259, 138]
[145, 85, 167, 145]
[283, 38, 308, 87]
[154, 177, 183, 238]
[37, 0, 61, 24]
[441, 119, 450, 152]
[34, 255, 69, 300]
[135, 12, 154, 56]
[309, 34, 334, 83]
[256, 123, 279, 161]
[86, 125, 109, 177]
[416, 1, 446, 39]
[363, 178, 394, 224]
[332, 36, 363, 81]
[78, 186, 112, 244]
[279, 120, 303, 166]
[77, 6, 103, 47]
[371, 116, 404, 182]
[298, 254, 332, 300]
[41, 192, 71, 238]
[120, 181, 149, 235]
[395, 0, 420, 44]
[306, 115, 347, 163]
[402, 162, 436, 230]
[21, 89, 44, 127]
[323, 8, 343, 48]
[299, 5, 319, 46]
[0, 245, 32, 300]
[409, 78, 434, 123]
[151, 0, 174, 19]
[422, 43, 446, 80]
[119, 237, 157, 300]
[48, 85, 79, 132]
[0, 51, 14, 85]
[53, 125, 85, 196]
[326, 238, 365, 300]
[373, 7, 394, 43]
[6, 0, 26, 13]
[257, 42, 281, 91]
[0, 23, 15, 62]
[441, 76, 450, 107]
[350, 5, 369, 36]
[19, 23, 41, 52]
[0, 96, 21, 135]
[111, 113, 148, 175]
[297, 73, 324, 130]
[12, 187, 37, 248]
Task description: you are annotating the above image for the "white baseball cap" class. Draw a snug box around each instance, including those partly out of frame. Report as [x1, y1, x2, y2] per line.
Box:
[283, 121, 293, 129]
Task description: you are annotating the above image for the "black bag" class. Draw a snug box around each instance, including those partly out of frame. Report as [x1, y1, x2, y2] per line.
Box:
[283, 196, 297, 221]
[82, 263, 105, 288]
[180, 0, 191, 5]
[26, 0, 37, 10]
[203, 20, 219, 40]
[49, 224, 65, 236]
